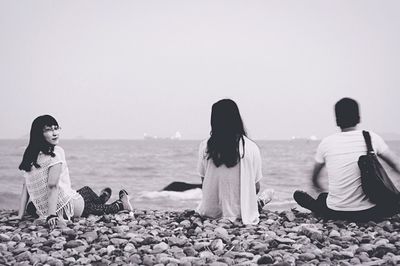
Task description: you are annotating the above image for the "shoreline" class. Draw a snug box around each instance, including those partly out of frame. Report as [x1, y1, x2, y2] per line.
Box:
[1, 208, 400, 265]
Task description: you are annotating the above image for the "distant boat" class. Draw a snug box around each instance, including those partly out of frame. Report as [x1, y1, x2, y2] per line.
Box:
[290, 135, 319, 142]
[143, 131, 182, 141]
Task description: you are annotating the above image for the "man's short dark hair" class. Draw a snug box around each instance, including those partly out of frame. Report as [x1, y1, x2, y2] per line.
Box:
[335, 98, 360, 129]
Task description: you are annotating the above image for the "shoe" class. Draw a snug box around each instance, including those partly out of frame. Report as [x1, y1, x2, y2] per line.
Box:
[99, 187, 112, 204]
[257, 189, 274, 212]
[119, 189, 133, 212]
[293, 190, 318, 212]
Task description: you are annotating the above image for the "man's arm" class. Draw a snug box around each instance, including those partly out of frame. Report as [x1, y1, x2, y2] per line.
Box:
[312, 162, 325, 192]
[379, 149, 400, 175]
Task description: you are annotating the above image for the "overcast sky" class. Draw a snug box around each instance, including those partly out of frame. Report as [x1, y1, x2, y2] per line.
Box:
[1, 1, 399, 140]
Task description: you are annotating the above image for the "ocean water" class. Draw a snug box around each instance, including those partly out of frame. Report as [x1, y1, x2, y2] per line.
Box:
[1, 139, 400, 212]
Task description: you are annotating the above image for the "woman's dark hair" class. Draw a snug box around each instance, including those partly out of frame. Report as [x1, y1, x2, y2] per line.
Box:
[19, 115, 59, 172]
[335, 98, 360, 129]
[206, 99, 247, 168]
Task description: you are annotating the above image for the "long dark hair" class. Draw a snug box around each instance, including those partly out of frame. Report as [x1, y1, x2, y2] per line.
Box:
[19, 115, 59, 172]
[206, 99, 247, 168]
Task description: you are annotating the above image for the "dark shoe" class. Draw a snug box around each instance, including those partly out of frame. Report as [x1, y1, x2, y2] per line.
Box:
[293, 190, 319, 212]
[99, 188, 112, 204]
[119, 189, 133, 212]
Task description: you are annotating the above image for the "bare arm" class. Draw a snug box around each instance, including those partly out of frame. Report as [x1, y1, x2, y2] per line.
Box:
[312, 162, 325, 192]
[48, 163, 62, 216]
[9, 182, 29, 220]
[379, 149, 400, 175]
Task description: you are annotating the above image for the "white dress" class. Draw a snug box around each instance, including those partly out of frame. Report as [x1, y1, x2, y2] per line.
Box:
[196, 136, 263, 225]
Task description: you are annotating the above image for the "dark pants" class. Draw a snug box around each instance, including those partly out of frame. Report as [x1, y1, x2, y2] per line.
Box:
[309, 193, 399, 222]
[76, 186, 121, 217]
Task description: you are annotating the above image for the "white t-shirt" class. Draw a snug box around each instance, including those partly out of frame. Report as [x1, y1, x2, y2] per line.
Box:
[315, 130, 389, 211]
[196, 136, 263, 224]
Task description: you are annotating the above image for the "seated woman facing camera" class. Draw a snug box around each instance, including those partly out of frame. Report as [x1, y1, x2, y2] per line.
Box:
[197, 99, 268, 225]
[9, 115, 133, 229]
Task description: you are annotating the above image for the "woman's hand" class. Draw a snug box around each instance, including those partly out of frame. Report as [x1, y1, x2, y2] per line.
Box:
[46, 215, 58, 230]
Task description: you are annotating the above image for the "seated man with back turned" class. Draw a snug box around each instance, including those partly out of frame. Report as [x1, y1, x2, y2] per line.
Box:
[294, 97, 400, 221]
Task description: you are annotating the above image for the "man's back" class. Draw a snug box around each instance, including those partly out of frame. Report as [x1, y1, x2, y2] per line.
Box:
[316, 130, 389, 211]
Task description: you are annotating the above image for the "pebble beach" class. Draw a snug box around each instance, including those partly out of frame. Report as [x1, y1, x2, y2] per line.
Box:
[1, 208, 400, 266]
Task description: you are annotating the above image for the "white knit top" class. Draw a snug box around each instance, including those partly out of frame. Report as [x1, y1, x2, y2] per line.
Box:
[23, 146, 80, 220]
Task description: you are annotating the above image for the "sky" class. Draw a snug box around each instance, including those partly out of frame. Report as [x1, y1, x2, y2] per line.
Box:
[1, 1, 400, 140]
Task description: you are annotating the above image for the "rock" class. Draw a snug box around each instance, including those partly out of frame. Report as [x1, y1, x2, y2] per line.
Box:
[210, 239, 224, 251]
[15, 251, 31, 262]
[209, 262, 228, 266]
[275, 236, 295, 244]
[199, 251, 215, 261]
[329, 230, 340, 238]
[183, 247, 197, 256]
[194, 242, 209, 251]
[339, 250, 354, 258]
[124, 243, 137, 253]
[77, 257, 91, 264]
[153, 242, 169, 253]
[81, 230, 98, 243]
[143, 254, 156, 266]
[374, 239, 389, 246]
[64, 257, 76, 264]
[179, 220, 191, 228]
[0, 233, 10, 242]
[47, 257, 64, 266]
[358, 252, 371, 262]
[129, 254, 142, 264]
[11, 234, 21, 242]
[110, 238, 128, 246]
[106, 245, 115, 255]
[214, 227, 229, 241]
[0, 243, 7, 252]
[168, 237, 188, 247]
[113, 225, 130, 233]
[65, 240, 85, 249]
[299, 253, 316, 261]
[142, 236, 159, 245]
[257, 255, 274, 264]
[284, 211, 296, 222]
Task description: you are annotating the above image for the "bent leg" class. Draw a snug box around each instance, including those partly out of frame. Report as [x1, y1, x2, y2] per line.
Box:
[77, 186, 102, 205]
[82, 200, 122, 217]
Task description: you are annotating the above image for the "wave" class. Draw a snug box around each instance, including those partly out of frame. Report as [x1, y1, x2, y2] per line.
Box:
[268, 200, 297, 206]
[136, 188, 202, 201]
[126, 166, 155, 171]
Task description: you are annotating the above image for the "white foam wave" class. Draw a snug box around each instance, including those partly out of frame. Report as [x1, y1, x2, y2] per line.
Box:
[137, 188, 202, 200]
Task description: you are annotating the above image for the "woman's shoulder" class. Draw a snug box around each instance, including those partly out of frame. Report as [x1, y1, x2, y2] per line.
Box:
[52, 146, 66, 162]
[243, 136, 259, 150]
[54, 145, 65, 155]
[198, 139, 209, 155]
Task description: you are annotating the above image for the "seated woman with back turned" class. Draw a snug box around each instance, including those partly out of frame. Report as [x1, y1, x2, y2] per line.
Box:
[196, 99, 264, 225]
[10, 115, 133, 229]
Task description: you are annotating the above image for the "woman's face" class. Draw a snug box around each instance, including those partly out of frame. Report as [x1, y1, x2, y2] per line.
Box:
[42, 125, 60, 145]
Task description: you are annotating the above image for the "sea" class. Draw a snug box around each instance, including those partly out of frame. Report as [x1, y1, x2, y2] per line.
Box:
[1, 139, 400, 212]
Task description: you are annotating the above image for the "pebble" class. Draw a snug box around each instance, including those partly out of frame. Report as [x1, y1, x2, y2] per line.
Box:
[0, 233, 10, 242]
[153, 242, 169, 253]
[2, 209, 400, 265]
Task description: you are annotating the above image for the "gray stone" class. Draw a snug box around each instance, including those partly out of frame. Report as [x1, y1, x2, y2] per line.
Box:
[153, 242, 169, 253]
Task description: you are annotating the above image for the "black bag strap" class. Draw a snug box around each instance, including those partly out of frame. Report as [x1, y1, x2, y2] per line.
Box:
[362, 130, 374, 154]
